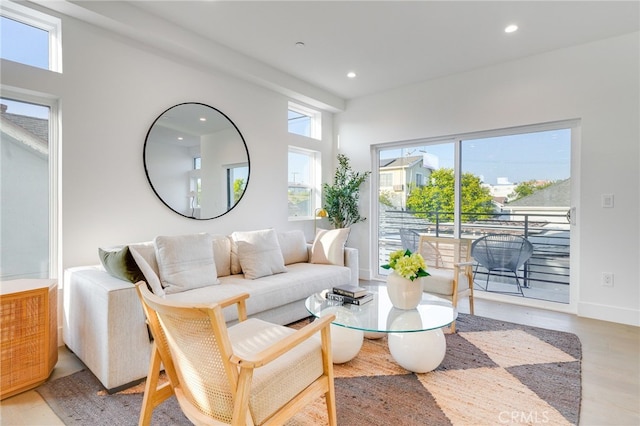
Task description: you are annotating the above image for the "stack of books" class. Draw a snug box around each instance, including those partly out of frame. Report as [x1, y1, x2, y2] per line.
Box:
[326, 285, 373, 305]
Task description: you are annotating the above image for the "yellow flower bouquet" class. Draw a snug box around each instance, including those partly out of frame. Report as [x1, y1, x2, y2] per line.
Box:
[381, 249, 430, 281]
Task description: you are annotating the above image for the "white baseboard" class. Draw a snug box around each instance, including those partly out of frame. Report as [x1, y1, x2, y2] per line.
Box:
[577, 302, 640, 327]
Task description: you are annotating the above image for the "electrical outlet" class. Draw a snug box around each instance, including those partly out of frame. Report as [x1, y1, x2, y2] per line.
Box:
[602, 272, 614, 287]
[602, 194, 614, 208]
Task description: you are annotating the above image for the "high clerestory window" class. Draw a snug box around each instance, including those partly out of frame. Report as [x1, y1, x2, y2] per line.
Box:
[288, 102, 321, 140]
[0, 1, 62, 72]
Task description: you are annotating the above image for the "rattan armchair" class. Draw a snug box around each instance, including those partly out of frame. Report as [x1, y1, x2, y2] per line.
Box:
[134, 283, 337, 426]
[418, 236, 474, 332]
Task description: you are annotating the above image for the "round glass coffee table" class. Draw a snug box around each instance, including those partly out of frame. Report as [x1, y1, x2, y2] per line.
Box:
[305, 284, 457, 373]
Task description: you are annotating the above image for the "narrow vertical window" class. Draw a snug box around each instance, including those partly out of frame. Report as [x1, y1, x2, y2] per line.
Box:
[1, 97, 52, 279]
[288, 147, 320, 218]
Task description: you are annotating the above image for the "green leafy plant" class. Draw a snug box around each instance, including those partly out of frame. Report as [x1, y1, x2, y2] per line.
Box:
[381, 249, 430, 281]
[323, 154, 371, 228]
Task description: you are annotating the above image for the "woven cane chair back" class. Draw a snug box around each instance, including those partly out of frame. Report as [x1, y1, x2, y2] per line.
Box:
[140, 289, 236, 422]
[417, 236, 475, 331]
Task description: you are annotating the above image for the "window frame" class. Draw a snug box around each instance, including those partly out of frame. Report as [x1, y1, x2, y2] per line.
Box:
[288, 146, 321, 220]
[1, 88, 60, 279]
[0, 1, 62, 72]
[288, 102, 321, 140]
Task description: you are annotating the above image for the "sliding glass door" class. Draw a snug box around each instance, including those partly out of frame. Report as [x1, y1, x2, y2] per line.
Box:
[374, 122, 575, 304]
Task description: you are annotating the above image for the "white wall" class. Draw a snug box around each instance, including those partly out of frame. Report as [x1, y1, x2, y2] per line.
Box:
[0, 10, 335, 274]
[335, 33, 640, 326]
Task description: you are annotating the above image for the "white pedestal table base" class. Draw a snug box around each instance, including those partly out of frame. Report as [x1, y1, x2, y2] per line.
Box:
[388, 327, 446, 373]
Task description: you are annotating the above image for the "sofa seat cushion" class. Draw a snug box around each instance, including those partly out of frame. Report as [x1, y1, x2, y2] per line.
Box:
[164, 263, 351, 322]
[228, 318, 323, 425]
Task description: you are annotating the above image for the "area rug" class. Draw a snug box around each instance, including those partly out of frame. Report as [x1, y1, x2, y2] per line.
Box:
[36, 314, 581, 425]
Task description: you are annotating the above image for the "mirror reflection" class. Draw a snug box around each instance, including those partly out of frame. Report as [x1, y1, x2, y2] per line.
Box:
[144, 103, 249, 219]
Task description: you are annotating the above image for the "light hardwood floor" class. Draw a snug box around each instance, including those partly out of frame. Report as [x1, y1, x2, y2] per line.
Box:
[1, 296, 638, 425]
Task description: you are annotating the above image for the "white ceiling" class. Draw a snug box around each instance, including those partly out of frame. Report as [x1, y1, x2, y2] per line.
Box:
[37, 1, 640, 109]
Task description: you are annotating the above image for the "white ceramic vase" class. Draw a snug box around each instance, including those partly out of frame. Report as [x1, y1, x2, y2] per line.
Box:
[386, 271, 424, 309]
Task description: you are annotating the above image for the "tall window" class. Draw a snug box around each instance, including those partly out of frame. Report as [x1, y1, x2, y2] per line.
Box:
[288, 147, 320, 218]
[1, 96, 56, 279]
[288, 102, 321, 140]
[374, 121, 575, 305]
[0, 1, 62, 72]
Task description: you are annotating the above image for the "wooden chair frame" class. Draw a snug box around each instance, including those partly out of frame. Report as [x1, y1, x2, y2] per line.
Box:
[135, 282, 337, 426]
[418, 236, 475, 332]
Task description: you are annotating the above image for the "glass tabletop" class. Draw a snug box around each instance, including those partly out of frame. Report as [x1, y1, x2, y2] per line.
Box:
[304, 284, 457, 333]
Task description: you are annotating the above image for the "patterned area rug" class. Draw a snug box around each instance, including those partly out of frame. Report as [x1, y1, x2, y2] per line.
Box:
[36, 314, 581, 425]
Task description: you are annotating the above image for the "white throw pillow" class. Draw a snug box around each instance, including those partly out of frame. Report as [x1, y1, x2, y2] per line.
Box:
[210, 234, 232, 277]
[155, 233, 219, 294]
[129, 245, 165, 296]
[228, 235, 242, 275]
[310, 228, 350, 266]
[277, 230, 309, 265]
[232, 229, 287, 279]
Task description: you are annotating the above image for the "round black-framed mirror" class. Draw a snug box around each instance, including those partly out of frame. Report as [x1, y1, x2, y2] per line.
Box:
[143, 102, 250, 220]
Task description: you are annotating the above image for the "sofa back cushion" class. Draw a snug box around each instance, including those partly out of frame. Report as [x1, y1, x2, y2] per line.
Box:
[277, 230, 309, 265]
[155, 233, 220, 294]
[210, 234, 232, 277]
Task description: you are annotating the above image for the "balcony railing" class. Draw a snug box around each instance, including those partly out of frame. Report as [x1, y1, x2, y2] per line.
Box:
[378, 210, 570, 303]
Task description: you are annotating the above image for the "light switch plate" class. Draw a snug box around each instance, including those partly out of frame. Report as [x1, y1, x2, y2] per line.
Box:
[602, 194, 614, 208]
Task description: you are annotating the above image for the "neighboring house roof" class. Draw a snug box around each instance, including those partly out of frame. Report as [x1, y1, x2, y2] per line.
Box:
[506, 178, 571, 207]
[380, 156, 424, 169]
[0, 105, 48, 155]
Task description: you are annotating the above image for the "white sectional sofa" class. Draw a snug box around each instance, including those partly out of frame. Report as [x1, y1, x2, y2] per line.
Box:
[63, 229, 358, 392]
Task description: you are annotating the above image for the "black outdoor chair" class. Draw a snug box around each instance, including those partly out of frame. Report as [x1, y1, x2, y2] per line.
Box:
[399, 228, 420, 253]
[471, 234, 534, 296]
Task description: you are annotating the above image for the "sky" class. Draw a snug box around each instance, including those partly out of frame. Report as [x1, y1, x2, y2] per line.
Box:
[380, 129, 571, 185]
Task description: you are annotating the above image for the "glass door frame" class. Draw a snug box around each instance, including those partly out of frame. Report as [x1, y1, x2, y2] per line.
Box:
[370, 119, 580, 313]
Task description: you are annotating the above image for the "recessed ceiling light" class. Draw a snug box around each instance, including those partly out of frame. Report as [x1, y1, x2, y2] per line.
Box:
[505, 24, 518, 33]
[347, 71, 357, 78]
[178, 137, 184, 140]
[295, 41, 305, 48]
[199, 117, 206, 122]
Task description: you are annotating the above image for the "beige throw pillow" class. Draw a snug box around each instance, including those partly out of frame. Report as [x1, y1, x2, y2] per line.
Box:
[232, 229, 287, 279]
[310, 228, 350, 266]
[155, 233, 219, 294]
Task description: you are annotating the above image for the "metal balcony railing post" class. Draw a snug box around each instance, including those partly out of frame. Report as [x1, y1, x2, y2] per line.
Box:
[523, 214, 530, 288]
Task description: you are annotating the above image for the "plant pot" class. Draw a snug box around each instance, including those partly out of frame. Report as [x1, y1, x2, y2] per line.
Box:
[386, 271, 424, 309]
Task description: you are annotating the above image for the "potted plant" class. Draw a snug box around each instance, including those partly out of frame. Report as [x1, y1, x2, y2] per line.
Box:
[381, 249, 430, 309]
[323, 154, 371, 228]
